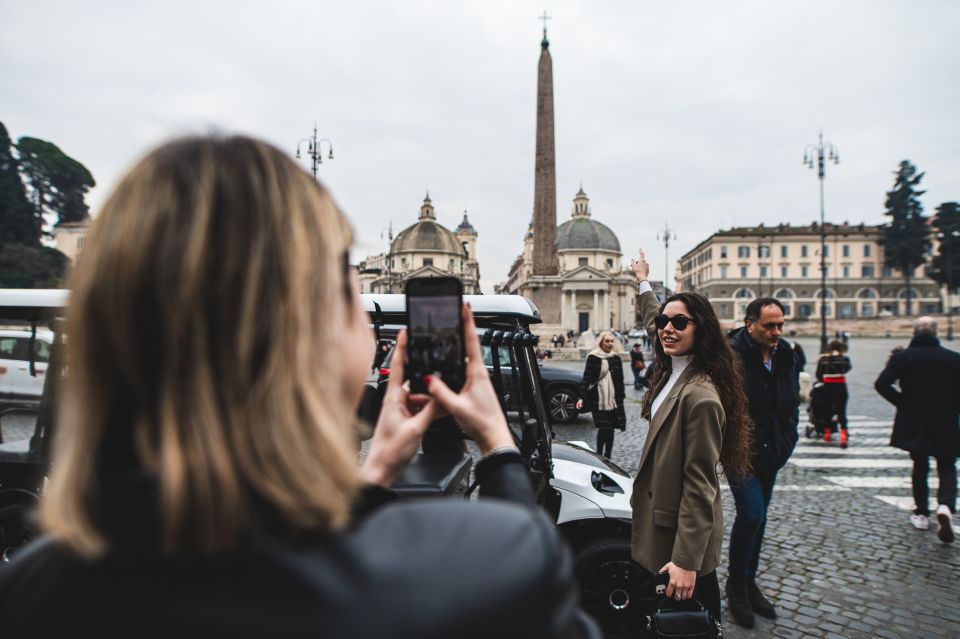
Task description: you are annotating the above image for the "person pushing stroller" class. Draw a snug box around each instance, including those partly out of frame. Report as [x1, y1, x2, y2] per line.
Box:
[814, 339, 852, 448]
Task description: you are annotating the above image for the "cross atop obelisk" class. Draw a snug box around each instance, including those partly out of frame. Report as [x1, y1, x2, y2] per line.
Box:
[539, 10, 551, 45]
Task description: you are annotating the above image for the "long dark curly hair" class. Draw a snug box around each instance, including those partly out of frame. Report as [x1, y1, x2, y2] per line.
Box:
[640, 292, 752, 478]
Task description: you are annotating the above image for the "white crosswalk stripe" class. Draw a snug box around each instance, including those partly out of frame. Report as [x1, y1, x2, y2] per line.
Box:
[788, 415, 957, 511]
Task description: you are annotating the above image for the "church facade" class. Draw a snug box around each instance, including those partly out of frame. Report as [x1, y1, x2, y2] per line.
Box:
[357, 194, 481, 295]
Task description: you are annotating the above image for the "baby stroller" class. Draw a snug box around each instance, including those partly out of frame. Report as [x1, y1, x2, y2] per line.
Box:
[805, 381, 838, 439]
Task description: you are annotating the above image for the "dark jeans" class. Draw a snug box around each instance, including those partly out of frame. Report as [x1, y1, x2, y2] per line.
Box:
[596, 428, 614, 458]
[695, 570, 721, 624]
[727, 471, 778, 580]
[910, 452, 958, 516]
[824, 383, 848, 431]
[632, 367, 643, 387]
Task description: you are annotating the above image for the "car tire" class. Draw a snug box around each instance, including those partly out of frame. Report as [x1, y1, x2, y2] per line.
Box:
[548, 387, 579, 423]
[0, 502, 37, 564]
[574, 537, 652, 639]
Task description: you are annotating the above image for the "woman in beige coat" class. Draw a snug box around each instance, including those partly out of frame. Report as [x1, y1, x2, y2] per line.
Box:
[629, 251, 751, 624]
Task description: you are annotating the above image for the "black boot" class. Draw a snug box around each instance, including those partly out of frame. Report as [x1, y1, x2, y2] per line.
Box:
[746, 577, 777, 619]
[724, 576, 755, 628]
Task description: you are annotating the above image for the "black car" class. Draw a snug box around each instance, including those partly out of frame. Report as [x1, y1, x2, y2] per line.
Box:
[372, 343, 582, 424]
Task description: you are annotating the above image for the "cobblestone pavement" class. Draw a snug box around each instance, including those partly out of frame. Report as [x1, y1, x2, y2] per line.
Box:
[550, 337, 960, 638]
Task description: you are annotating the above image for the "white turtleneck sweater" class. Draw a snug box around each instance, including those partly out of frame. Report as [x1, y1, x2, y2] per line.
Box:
[651, 354, 693, 420]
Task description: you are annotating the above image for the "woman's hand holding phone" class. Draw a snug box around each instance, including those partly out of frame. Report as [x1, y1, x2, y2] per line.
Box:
[425, 304, 515, 455]
[361, 330, 438, 487]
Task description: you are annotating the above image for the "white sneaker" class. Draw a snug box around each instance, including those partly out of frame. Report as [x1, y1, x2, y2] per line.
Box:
[936, 504, 955, 543]
[910, 514, 929, 530]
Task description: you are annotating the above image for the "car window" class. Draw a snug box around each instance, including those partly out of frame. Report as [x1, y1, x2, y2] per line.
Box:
[481, 345, 511, 367]
[30, 339, 50, 363]
[0, 337, 17, 359]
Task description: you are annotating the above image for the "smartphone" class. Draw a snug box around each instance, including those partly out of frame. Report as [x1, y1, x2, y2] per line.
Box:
[405, 276, 466, 394]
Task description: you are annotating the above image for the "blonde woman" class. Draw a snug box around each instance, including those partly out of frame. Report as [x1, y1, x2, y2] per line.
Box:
[575, 331, 626, 458]
[0, 135, 598, 639]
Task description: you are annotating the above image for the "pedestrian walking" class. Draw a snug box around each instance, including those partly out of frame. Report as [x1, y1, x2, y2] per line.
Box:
[0, 135, 599, 639]
[575, 331, 626, 458]
[629, 343, 646, 389]
[815, 339, 852, 447]
[629, 251, 752, 625]
[875, 316, 960, 543]
[725, 297, 800, 629]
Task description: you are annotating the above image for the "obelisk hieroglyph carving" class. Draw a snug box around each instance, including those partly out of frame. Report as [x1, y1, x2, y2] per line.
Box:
[532, 19, 558, 276]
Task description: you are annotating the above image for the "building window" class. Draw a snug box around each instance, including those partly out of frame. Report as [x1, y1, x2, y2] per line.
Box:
[801, 266, 809, 277]
[720, 266, 728, 279]
[838, 302, 856, 318]
[760, 266, 768, 277]
[780, 266, 788, 278]
[862, 265, 875, 278]
[797, 303, 813, 318]
[422, 258, 433, 267]
[781, 304, 792, 316]
[864, 244, 872, 257]
[824, 266, 830, 278]
[842, 266, 850, 278]
[606, 258, 614, 269]
[578, 257, 588, 266]
[882, 266, 893, 277]
[758, 245, 770, 258]
[734, 288, 754, 299]
[738, 246, 750, 258]
[801, 245, 808, 258]
[861, 302, 874, 317]
[720, 245, 728, 259]
[740, 266, 748, 278]
[823, 244, 829, 257]
[842, 245, 850, 258]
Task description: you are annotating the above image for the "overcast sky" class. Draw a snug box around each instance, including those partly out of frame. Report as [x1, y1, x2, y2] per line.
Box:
[4, 1, 958, 290]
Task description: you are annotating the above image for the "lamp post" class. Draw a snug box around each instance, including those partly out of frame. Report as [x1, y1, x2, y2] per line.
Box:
[804, 130, 839, 354]
[296, 124, 334, 180]
[657, 223, 677, 295]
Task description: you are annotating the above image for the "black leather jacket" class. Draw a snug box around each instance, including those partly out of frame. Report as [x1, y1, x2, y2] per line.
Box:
[728, 327, 800, 475]
[0, 453, 600, 639]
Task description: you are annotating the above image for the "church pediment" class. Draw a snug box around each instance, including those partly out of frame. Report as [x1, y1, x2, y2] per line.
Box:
[563, 264, 611, 280]
[403, 264, 452, 279]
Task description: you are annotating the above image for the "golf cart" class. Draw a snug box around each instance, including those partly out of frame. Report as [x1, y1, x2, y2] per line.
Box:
[363, 294, 644, 638]
[0, 289, 67, 564]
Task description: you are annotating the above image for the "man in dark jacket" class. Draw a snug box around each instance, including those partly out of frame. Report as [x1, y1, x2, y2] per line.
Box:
[725, 297, 800, 629]
[875, 316, 960, 543]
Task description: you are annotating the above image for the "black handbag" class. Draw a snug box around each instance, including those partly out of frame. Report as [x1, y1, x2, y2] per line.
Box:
[646, 597, 722, 639]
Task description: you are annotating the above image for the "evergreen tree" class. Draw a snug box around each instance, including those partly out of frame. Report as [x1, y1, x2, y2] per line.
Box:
[930, 201, 960, 298]
[0, 122, 40, 246]
[17, 136, 95, 229]
[880, 160, 930, 316]
[0, 243, 69, 288]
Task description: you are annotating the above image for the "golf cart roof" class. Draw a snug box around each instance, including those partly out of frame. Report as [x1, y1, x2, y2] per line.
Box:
[0, 289, 68, 321]
[361, 294, 541, 325]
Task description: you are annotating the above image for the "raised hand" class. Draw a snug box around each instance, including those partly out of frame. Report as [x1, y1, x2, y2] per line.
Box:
[630, 249, 649, 282]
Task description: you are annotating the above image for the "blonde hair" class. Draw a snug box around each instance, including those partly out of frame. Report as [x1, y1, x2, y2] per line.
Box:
[590, 330, 622, 356]
[41, 135, 361, 556]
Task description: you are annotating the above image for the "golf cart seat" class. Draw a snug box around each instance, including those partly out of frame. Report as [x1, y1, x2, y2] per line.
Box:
[390, 453, 473, 497]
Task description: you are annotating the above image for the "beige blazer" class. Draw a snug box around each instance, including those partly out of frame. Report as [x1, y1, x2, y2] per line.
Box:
[630, 290, 725, 575]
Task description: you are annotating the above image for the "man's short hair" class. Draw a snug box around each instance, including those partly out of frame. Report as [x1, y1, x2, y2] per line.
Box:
[633, 343, 641, 348]
[744, 297, 785, 324]
[914, 316, 938, 337]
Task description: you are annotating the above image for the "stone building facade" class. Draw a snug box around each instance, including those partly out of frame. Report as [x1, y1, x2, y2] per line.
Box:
[677, 222, 942, 322]
[356, 194, 481, 294]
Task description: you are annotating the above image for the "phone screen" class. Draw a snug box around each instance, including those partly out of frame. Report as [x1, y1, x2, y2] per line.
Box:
[406, 279, 465, 393]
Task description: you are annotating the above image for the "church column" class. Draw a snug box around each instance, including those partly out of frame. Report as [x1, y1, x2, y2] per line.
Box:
[603, 290, 610, 330]
[570, 290, 577, 331]
[560, 290, 567, 329]
[593, 289, 600, 331]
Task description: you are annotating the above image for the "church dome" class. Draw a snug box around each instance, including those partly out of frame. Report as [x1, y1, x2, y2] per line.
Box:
[393, 220, 464, 254]
[555, 188, 620, 252]
[391, 194, 465, 255]
[556, 218, 621, 252]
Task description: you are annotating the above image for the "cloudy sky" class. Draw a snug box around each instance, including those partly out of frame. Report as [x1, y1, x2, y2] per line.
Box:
[4, 0, 958, 290]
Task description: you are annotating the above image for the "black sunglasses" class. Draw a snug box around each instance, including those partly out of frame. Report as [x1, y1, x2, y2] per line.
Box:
[654, 314, 694, 331]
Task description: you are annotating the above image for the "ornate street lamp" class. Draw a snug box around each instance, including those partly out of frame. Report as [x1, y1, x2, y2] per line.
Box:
[804, 131, 839, 354]
[296, 124, 334, 181]
[657, 223, 677, 295]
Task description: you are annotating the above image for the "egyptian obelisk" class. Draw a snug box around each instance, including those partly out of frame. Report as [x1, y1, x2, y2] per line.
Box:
[525, 17, 562, 324]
